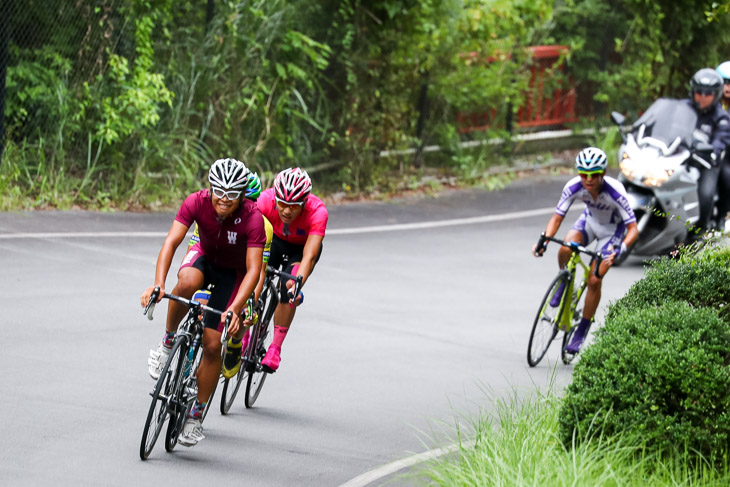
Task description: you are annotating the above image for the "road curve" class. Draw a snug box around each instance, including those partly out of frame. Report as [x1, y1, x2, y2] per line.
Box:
[0, 173, 646, 486]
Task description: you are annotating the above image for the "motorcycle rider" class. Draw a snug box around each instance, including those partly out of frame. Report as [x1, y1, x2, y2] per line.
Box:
[715, 61, 730, 229]
[716, 61, 730, 111]
[685, 68, 730, 236]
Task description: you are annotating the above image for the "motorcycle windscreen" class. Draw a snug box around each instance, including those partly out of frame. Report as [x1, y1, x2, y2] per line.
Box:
[631, 98, 697, 148]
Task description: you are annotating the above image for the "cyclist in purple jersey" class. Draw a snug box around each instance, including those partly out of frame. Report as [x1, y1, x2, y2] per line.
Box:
[141, 158, 265, 447]
[533, 147, 639, 353]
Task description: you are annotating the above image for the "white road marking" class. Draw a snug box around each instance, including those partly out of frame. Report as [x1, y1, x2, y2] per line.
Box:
[327, 207, 554, 235]
[339, 440, 475, 487]
[0, 207, 555, 239]
[0, 231, 167, 239]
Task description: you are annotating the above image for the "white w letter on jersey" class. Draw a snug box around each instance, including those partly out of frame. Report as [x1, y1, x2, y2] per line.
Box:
[227, 231, 238, 245]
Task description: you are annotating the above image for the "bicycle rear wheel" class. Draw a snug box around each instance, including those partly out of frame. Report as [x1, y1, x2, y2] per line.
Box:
[527, 271, 569, 367]
[245, 281, 277, 408]
[140, 338, 185, 460]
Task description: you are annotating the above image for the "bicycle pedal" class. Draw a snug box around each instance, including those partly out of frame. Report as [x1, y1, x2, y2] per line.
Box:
[261, 364, 276, 374]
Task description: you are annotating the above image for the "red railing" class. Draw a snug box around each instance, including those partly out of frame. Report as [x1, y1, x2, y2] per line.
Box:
[457, 45, 577, 133]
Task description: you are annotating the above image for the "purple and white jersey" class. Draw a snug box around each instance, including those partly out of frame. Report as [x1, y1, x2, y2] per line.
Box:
[555, 175, 636, 227]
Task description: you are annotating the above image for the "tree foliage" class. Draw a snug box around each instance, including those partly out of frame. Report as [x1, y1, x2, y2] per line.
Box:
[2, 0, 730, 208]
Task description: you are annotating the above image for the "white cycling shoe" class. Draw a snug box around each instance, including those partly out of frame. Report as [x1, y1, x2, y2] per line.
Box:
[178, 418, 204, 447]
[148, 343, 171, 380]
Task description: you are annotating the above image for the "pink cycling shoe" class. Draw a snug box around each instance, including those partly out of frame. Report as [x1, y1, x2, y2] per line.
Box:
[261, 344, 281, 372]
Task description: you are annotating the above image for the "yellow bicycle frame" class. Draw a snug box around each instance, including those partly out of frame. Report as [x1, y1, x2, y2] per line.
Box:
[556, 251, 591, 331]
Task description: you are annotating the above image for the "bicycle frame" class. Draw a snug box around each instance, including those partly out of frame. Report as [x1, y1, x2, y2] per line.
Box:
[536, 234, 603, 333]
[555, 252, 591, 332]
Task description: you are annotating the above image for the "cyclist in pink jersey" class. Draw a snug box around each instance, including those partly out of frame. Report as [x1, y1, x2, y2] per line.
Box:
[140, 158, 266, 447]
[256, 167, 328, 372]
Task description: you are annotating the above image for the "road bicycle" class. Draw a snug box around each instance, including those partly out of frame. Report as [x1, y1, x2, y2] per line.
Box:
[218, 293, 259, 414]
[139, 288, 231, 460]
[219, 264, 302, 411]
[527, 234, 603, 367]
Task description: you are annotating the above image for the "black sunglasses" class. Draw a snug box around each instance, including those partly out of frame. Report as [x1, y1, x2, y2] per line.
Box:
[724, 78, 730, 85]
[695, 89, 715, 96]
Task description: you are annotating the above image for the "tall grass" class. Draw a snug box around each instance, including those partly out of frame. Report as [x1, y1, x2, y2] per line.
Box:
[413, 388, 730, 487]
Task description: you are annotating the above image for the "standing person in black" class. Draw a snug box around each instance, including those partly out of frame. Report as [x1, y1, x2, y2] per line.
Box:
[685, 68, 730, 235]
[714, 61, 730, 230]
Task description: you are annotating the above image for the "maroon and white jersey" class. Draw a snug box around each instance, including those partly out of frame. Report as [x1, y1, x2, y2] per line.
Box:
[175, 189, 266, 270]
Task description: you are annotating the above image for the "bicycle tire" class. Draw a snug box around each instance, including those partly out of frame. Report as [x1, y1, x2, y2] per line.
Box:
[245, 281, 277, 408]
[164, 337, 194, 452]
[220, 334, 249, 414]
[527, 271, 569, 367]
[561, 279, 588, 365]
[140, 338, 185, 460]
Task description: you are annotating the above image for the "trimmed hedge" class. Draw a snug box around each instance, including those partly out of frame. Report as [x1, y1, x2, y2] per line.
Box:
[606, 246, 730, 323]
[559, 245, 730, 462]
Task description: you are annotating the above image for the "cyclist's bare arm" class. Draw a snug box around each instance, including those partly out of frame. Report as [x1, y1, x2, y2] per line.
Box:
[253, 263, 266, 303]
[623, 221, 639, 249]
[533, 213, 565, 256]
[297, 234, 324, 286]
[226, 246, 264, 336]
[141, 220, 189, 307]
[604, 221, 639, 267]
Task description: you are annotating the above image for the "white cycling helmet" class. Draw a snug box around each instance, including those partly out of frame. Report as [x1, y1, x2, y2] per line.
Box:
[208, 158, 249, 191]
[575, 147, 607, 173]
[273, 167, 312, 204]
[716, 61, 730, 82]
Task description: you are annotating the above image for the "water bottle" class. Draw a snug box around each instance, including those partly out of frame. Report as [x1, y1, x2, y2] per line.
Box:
[184, 339, 197, 377]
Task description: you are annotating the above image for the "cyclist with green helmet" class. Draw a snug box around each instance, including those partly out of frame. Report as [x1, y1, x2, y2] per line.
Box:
[187, 171, 274, 379]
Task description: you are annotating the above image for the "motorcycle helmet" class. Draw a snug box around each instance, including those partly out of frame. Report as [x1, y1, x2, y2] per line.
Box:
[689, 68, 723, 110]
[575, 147, 607, 173]
[274, 167, 312, 204]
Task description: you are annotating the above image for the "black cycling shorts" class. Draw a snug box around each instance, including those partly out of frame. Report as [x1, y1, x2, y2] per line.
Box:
[268, 235, 323, 303]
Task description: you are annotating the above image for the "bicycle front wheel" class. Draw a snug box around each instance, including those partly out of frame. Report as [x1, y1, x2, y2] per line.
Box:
[165, 339, 197, 452]
[140, 338, 185, 460]
[220, 350, 248, 415]
[527, 271, 569, 367]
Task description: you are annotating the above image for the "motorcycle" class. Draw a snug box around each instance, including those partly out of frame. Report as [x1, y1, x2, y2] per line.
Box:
[610, 98, 721, 264]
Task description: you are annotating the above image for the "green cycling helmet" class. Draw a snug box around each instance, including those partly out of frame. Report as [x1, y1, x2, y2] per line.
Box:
[245, 172, 262, 200]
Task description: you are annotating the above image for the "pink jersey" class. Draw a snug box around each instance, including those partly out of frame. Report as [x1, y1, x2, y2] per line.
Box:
[175, 189, 266, 270]
[257, 188, 328, 245]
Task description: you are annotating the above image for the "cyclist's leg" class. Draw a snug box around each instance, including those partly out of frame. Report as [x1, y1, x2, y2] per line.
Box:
[197, 327, 224, 404]
[716, 160, 730, 229]
[696, 163, 720, 234]
[149, 249, 205, 379]
[167, 267, 205, 333]
[550, 215, 587, 307]
[263, 241, 323, 372]
[566, 223, 617, 353]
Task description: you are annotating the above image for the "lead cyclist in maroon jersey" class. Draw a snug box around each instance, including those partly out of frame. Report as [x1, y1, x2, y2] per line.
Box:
[256, 167, 328, 372]
[140, 158, 265, 447]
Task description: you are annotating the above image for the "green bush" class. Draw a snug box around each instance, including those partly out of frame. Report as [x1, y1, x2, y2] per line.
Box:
[607, 246, 730, 322]
[560, 301, 730, 462]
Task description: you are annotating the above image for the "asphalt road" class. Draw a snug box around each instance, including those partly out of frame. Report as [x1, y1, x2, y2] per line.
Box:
[0, 173, 647, 486]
